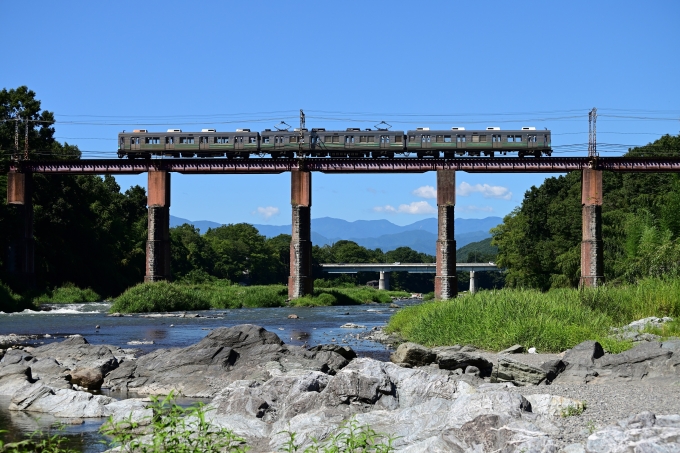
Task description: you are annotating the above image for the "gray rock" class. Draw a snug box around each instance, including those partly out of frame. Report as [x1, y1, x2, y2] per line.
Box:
[541, 359, 567, 382]
[525, 394, 585, 417]
[390, 342, 436, 367]
[493, 357, 548, 386]
[585, 411, 680, 452]
[70, 368, 104, 390]
[103, 324, 353, 397]
[594, 341, 672, 382]
[500, 344, 525, 354]
[563, 341, 604, 366]
[0, 364, 33, 395]
[437, 351, 493, 375]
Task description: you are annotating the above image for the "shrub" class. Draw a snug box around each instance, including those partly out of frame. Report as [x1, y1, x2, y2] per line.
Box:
[33, 283, 101, 304]
[111, 282, 211, 313]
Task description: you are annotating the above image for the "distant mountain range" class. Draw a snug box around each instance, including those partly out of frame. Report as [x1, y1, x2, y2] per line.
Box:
[169, 215, 503, 255]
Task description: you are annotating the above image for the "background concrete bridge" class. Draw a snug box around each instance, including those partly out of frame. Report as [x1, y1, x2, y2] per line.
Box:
[8, 155, 677, 299]
[320, 262, 500, 293]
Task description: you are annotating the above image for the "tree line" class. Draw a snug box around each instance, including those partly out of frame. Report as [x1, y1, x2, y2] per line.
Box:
[491, 133, 680, 289]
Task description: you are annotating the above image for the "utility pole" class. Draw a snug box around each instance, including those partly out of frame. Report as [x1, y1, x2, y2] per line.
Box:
[588, 107, 597, 158]
[13, 117, 20, 161]
[299, 109, 305, 154]
[24, 119, 29, 160]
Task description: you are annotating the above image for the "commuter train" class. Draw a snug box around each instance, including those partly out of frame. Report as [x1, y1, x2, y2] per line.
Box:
[117, 126, 552, 159]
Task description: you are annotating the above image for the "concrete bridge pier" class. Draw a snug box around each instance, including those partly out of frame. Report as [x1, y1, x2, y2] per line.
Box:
[379, 271, 390, 290]
[435, 170, 457, 300]
[145, 170, 171, 282]
[6, 171, 35, 287]
[469, 271, 476, 294]
[289, 169, 313, 299]
[580, 167, 604, 287]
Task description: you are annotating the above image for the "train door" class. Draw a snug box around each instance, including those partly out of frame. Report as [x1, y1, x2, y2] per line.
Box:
[380, 135, 390, 149]
[527, 134, 537, 150]
[131, 136, 140, 151]
[456, 134, 466, 150]
[199, 136, 209, 151]
[421, 134, 431, 149]
[492, 134, 502, 150]
[345, 134, 355, 150]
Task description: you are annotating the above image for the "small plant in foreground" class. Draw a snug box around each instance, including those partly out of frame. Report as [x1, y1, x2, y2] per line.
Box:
[0, 425, 79, 453]
[586, 420, 598, 435]
[100, 391, 249, 452]
[561, 401, 587, 418]
[279, 417, 397, 452]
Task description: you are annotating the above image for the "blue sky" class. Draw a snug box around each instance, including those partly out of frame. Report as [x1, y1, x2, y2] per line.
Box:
[3, 1, 679, 226]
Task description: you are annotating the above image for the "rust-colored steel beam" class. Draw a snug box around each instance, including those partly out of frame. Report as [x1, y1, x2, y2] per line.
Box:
[12, 157, 680, 174]
[289, 169, 313, 299]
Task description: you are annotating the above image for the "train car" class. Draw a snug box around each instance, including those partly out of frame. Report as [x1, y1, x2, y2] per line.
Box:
[118, 129, 259, 159]
[405, 127, 552, 158]
[298, 128, 405, 158]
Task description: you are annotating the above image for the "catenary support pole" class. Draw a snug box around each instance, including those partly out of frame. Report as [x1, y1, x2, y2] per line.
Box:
[289, 169, 313, 299]
[580, 167, 604, 287]
[435, 170, 457, 300]
[469, 271, 476, 294]
[145, 170, 171, 282]
[6, 171, 34, 287]
[379, 271, 390, 291]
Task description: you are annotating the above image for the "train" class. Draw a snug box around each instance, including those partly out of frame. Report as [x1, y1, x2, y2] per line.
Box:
[118, 126, 552, 159]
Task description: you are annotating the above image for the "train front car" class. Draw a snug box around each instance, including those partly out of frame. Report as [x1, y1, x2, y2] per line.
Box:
[405, 127, 552, 158]
[117, 129, 260, 159]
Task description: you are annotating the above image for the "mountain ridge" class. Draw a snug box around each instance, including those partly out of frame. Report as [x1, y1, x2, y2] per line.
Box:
[169, 215, 502, 255]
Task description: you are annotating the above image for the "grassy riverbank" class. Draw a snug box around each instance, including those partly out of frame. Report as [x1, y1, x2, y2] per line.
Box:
[386, 278, 680, 353]
[110, 281, 409, 313]
[32, 283, 101, 304]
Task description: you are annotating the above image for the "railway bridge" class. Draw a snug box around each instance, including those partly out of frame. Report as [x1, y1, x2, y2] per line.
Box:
[7, 156, 680, 300]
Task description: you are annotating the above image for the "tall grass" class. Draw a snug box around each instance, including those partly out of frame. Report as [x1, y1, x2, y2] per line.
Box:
[0, 282, 32, 313]
[386, 278, 680, 353]
[111, 282, 407, 313]
[33, 283, 101, 304]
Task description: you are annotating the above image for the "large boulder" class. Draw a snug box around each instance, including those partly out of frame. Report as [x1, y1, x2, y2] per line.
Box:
[492, 358, 548, 386]
[437, 350, 493, 375]
[390, 342, 436, 367]
[103, 324, 355, 397]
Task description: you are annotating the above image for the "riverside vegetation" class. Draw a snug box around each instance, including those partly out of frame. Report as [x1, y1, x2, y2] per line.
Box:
[387, 277, 680, 353]
[110, 280, 409, 313]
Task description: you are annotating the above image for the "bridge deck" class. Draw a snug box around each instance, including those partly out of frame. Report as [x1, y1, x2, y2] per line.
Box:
[320, 263, 499, 273]
[9, 157, 680, 174]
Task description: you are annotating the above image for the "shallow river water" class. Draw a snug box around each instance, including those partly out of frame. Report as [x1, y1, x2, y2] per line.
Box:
[0, 300, 419, 451]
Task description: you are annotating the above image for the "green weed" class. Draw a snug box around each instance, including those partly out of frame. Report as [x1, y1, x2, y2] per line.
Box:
[560, 401, 587, 417]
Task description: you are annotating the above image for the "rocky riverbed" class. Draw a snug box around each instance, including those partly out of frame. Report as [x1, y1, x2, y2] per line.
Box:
[0, 324, 679, 451]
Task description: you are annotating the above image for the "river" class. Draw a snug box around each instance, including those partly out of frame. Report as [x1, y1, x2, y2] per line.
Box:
[0, 300, 419, 451]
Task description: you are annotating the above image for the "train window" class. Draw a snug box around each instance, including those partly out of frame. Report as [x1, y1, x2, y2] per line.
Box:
[528, 135, 537, 143]
[380, 135, 390, 143]
[290, 136, 298, 143]
[409, 135, 416, 142]
[436, 135, 443, 143]
[471, 135, 479, 143]
[394, 135, 402, 143]
[131, 137, 140, 145]
[119, 138, 125, 147]
[249, 137, 257, 144]
[456, 135, 466, 142]
[515, 135, 522, 142]
[507, 135, 514, 142]
[444, 135, 452, 143]
[263, 137, 270, 144]
[359, 136, 367, 143]
[346, 136, 355, 144]
[544, 134, 548, 144]
[179, 137, 195, 144]
[421, 135, 431, 142]
[332, 136, 340, 143]
[199, 137, 209, 144]
[480, 135, 487, 142]
[215, 137, 229, 144]
[165, 137, 174, 144]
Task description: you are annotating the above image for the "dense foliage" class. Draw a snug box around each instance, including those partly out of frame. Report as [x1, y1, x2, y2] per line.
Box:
[0, 87, 148, 299]
[491, 134, 680, 289]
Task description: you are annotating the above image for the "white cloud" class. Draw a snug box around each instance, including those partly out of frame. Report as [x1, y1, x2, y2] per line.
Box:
[458, 181, 512, 200]
[455, 205, 494, 213]
[373, 201, 436, 215]
[412, 185, 437, 199]
[252, 206, 280, 220]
